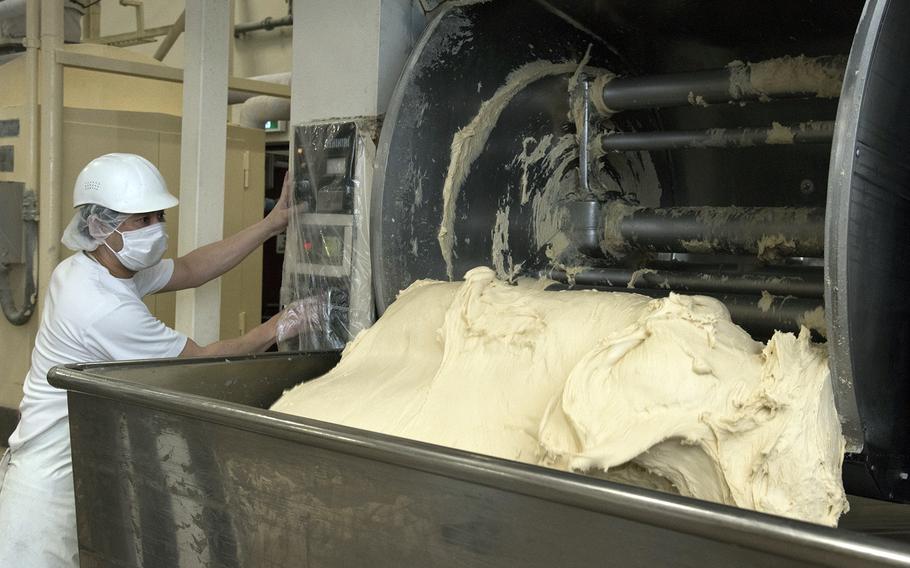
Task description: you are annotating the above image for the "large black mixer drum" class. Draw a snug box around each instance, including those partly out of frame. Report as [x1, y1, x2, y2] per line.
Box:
[372, 0, 910, 502]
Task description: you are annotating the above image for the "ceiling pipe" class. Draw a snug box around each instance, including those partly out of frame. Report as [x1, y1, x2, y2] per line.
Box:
[234, 14, 292, 37]
[239, 95, 290, 129]
[234, 72, 291, 129]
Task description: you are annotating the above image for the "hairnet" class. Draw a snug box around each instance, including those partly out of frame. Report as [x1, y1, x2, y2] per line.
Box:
[61, 204, 131, 252]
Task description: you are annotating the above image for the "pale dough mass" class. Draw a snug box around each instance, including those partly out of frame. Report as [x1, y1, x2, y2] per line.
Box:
[272, 267, 848, 526]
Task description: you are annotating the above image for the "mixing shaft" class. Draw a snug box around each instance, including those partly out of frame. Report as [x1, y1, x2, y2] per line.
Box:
[565, 200, 824, 259]
[591, 55, 847, 114]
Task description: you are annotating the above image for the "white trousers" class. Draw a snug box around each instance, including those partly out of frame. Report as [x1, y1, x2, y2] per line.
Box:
[0, 419, 79, 567]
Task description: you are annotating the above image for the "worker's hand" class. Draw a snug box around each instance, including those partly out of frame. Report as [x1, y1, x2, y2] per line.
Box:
[264, 172, 293, 236]
[276, 295, 327, 344]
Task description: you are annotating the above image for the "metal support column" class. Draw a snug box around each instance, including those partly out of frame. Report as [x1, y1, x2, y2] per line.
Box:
[175, 0, 231, 344]
[38, 0, 63, 314]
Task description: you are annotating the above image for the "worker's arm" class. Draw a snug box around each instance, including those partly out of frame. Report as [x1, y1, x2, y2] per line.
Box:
[159, 174, 292, 293]
[177, 298, 318, 358]
[178, 312, 281, 357]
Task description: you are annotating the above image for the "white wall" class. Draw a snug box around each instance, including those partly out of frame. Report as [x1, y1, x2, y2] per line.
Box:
[291, 0, 424, 123]
[98, 0, 294, 77]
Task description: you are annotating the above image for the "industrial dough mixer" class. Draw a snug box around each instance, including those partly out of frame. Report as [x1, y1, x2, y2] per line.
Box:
[48, 0, 910, 565]
[371, 0, 909, 503]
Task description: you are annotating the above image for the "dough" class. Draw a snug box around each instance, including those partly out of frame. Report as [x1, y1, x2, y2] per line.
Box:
[272, 267, 847, 526]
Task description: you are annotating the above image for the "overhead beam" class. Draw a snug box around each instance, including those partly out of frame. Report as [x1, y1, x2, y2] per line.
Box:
[55, 49, 291, 98]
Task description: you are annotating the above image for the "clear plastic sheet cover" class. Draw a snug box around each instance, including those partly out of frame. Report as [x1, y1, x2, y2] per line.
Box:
[278, 120, 375, 352]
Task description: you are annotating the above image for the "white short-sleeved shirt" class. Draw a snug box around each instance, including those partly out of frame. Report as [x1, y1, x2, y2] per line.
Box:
[8, 252, 188, 450]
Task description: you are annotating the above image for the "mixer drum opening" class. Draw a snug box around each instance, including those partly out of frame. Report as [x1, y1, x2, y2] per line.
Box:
[372, 0, 910, 503]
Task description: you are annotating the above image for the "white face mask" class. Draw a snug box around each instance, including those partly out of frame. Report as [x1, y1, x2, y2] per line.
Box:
[105, 222, 168, 271]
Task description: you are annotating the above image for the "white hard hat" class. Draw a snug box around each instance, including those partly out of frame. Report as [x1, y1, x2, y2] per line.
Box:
[73, 153, 178, 213]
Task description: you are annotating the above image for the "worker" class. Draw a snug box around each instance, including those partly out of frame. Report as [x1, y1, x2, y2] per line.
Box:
[0, 153, 308, 566]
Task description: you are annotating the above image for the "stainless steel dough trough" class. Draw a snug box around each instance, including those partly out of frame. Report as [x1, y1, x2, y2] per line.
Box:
[49, 353, 910, 567]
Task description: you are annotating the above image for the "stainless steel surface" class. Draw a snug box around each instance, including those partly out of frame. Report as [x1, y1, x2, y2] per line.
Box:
[842, 496, 910, 545]
[48, 353, 910, 567]
[825, 0, 899, 462]
[600, 121, 835, 151]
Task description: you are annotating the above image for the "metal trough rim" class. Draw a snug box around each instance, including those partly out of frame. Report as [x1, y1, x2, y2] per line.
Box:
[49, 353, 910, 568]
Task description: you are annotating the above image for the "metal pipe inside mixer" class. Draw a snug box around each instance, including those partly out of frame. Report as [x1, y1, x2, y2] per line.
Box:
[599, 203, 825, 259]
[547, 282, 824, 339]
[546, 266, 824, 298]
[592, 54, 847, 114]
[600, 121, 835, 152]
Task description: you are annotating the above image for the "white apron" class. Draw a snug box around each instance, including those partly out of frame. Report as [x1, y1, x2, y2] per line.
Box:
[0, 419, 79, 567]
